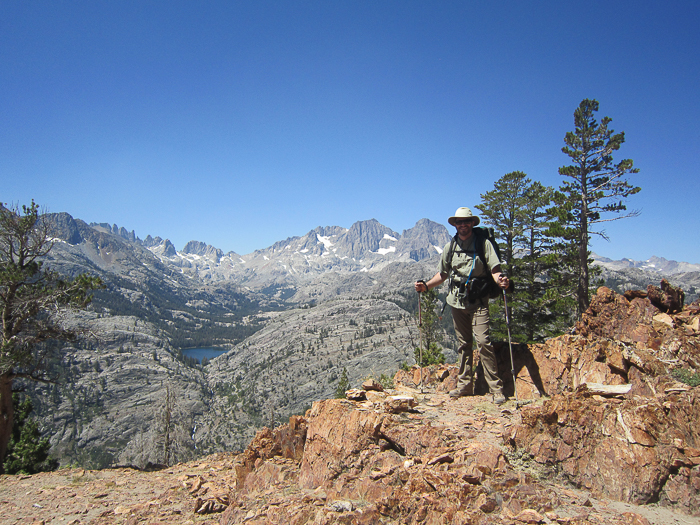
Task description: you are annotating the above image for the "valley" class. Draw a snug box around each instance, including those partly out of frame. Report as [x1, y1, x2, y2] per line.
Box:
[18, 212, 700, 469]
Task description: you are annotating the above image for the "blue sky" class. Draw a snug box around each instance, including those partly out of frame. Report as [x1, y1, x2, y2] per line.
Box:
[2, 1, 699, 263]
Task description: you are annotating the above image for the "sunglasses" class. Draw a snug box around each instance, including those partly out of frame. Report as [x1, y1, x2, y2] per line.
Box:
[454, 219, 473, 226]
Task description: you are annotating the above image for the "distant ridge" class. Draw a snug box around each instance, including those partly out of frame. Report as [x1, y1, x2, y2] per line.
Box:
[592, 253, 700, 275]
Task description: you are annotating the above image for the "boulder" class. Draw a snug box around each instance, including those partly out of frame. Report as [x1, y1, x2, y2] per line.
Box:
[647, 279, 685, 313]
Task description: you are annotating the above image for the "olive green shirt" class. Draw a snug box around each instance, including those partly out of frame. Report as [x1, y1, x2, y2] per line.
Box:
[439, 235, 502, 309]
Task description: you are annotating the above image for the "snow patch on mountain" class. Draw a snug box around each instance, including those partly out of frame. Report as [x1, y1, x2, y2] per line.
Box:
[317, 234, 335, 249]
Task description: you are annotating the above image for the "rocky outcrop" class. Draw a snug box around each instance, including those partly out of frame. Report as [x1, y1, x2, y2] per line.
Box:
[210, 387, 693, 524]
[219, 395, 554, 525]
[509, 389, 700, 515]
[47, 212, 84, 245]
[508, 285, 700, 517]
[209, 279, 700, 521]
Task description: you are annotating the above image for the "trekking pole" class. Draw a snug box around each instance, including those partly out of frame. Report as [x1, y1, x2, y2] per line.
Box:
[417, 280, 426, 394]
[501, 272, 519, 406]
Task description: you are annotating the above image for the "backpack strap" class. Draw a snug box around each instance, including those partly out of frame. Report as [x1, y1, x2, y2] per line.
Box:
[473, 227, 503, 271]
[445, 234, 457, 269]
[445, 234, 457, 295]
[473, 227, 491, 268]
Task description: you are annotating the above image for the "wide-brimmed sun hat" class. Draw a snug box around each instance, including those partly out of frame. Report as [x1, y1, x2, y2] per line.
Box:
[448, 207, 480, 227]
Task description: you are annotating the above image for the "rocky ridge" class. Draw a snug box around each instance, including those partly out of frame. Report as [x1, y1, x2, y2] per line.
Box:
[4, 283, 699, 524]
[593, 254, 700, 275]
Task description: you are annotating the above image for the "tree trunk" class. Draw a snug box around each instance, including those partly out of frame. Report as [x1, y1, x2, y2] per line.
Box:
[578, 173, 590, 317]
[578, 232, 589, 316]
[0, 371, 14, 474]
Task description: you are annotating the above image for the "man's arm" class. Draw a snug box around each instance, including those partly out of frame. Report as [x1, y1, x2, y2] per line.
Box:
[415, 271, 448, 292]
[484, 239, 510, 289]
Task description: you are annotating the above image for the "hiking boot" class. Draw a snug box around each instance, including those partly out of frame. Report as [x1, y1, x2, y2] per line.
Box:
[449, 386, 473, 398]
[493, 393, 506, 405]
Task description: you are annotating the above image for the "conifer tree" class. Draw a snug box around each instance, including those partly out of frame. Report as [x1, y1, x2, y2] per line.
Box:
[335, 368, 349, 398]
[519, 181, 566, 339]
[476, 171, 530, 265]
[2, 394, 57, 474]
[477, 173, 560, 342]
[551, 99, 640, 316]
[415, 289, 445, 366]
[0, 201, 102, 473]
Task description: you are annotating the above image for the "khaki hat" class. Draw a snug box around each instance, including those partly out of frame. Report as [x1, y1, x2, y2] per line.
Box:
[448, 207, 480, 227]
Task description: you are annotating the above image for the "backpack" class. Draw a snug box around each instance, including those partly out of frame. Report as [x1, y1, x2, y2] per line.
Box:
[446, 227, 507, 302]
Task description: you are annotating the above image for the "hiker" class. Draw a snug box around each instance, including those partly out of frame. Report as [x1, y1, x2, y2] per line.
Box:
[414, 207, 510, 405]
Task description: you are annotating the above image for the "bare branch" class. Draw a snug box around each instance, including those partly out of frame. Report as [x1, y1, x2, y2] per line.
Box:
[589, 210, 641, 225]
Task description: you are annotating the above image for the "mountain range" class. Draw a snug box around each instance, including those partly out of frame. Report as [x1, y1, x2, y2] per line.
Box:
[65, 213, 700, 297]
[592, 253, 700, 275]
[20, 211, 700, 468]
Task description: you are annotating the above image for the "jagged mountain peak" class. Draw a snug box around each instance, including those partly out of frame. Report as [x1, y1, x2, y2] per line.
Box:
[46, 212, 84, 245]
[150, 238, 178, 257]
[182, 240, 225, 262]
[90, 222, 139, 243]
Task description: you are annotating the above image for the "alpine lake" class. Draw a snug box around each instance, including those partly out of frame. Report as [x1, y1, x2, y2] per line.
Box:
[180, 347, 228, 363]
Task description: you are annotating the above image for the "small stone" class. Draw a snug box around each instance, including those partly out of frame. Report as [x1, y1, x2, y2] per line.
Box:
[477, 494, 498, 513]
[362, 379, 383, 391]
[515, 509, 545, 523]
[328, 500, 353, 512]
[689, 317, 700, 332]
[383, 395, 416, 413]
[652, 313, 674, 327]
[427, 453, 453, 465]
[345, 389, 366, 401]
[622, 512, 652, 525]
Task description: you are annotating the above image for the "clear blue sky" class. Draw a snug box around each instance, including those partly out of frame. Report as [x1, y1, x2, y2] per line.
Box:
[2, 1, 699, 262]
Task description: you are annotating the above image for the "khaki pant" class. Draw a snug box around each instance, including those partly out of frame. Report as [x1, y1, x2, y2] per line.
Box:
[452, 300, 503, 395]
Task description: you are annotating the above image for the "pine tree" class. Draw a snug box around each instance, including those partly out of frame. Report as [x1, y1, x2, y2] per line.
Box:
[519, 182, 567, 339]
[477, 173, 561, 342]
[552, 99, 641, 316]
[476, 171, 530, 265]
[335, 368, 349, 398]
[2, 394, 57, 474]
[415, 289, 445, 366]
[0, 201, 102, 472]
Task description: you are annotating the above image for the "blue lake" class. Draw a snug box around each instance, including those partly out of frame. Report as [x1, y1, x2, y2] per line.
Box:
[180, 347, 228, 363]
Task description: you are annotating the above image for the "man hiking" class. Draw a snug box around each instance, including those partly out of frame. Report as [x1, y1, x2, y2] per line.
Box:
[414, 207, 510, 404]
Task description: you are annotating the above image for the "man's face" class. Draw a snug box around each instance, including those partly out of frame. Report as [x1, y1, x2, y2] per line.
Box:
[454, 218, 474, 238]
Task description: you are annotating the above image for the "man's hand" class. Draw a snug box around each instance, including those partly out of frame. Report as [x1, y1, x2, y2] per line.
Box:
[415, 280, 428, 293]
[495, 273, 510, 289]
